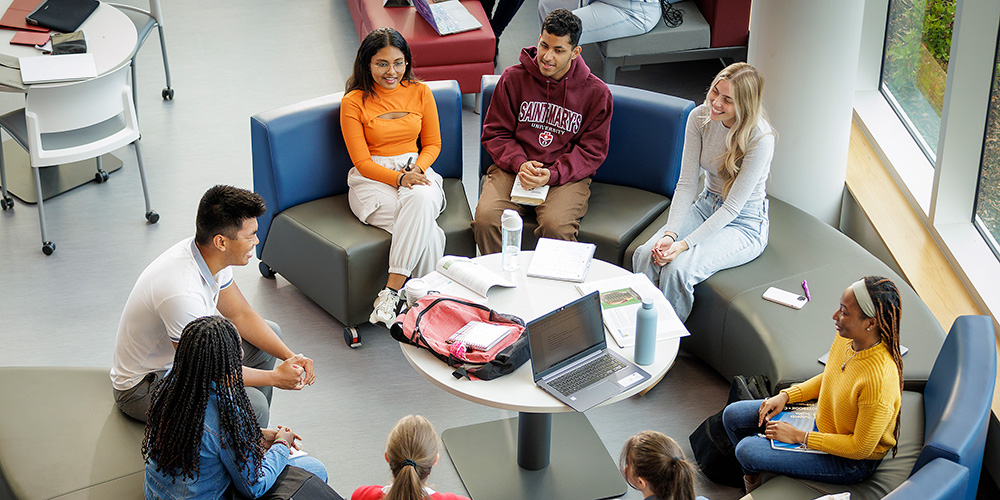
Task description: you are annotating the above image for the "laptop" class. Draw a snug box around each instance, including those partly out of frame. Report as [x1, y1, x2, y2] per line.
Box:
[527, 291, 651, 412]
[412, 0, 482, 36]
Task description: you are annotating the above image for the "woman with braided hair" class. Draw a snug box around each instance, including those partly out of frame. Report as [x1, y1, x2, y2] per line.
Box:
[143, 316, 328, 499]
[619, 431, 708, 500]
[351, 415, 469, 500]
[722, 276, 903, 492]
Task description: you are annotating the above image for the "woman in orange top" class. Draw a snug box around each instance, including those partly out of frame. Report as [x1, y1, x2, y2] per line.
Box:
[341, 28, 447, 327]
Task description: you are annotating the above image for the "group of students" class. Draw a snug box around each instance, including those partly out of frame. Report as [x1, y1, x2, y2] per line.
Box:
[348, 8, 774, 329]
[122, 5, 908, 499]
[141, 313, 706, 500]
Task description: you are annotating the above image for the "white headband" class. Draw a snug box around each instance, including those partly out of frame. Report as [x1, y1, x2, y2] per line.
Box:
[850, 279, 876, 318]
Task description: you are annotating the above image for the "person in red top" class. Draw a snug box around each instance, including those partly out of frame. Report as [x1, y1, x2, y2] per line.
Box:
[351, 415, 469, 500]
[341, 28, 446, 327]
[472, 8, 613, 255]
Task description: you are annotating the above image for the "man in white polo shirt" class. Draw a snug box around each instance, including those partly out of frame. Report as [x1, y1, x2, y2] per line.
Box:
[111, 185, 316, 427]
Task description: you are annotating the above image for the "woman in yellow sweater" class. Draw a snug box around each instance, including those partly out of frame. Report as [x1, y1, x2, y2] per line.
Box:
[341, 28, 447, 327]
[722, 276, 904, 491]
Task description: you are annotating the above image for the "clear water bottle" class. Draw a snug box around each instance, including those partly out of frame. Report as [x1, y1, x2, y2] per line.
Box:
[500, 209, 522, 271]
[634, 297, 657, 366]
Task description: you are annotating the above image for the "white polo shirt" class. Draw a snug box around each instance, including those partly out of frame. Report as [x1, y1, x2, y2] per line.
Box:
[110, 237, 234, 391]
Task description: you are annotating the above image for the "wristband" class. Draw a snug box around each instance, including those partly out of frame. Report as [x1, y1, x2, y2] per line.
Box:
[662, 232, 676, 241]
[396, 171, 405, 187]
[273, 439, 289, 449]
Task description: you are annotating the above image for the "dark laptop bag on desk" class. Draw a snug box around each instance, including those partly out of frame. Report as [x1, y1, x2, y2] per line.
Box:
[26, 0, 98, 33]
[390, 294, 529, 380]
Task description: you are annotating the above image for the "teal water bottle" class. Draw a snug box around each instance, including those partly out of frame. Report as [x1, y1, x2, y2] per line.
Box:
[634, 298, 656, 366]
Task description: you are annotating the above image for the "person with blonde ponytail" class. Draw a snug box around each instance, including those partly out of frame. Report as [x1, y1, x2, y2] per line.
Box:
[633, 62, 775, 322]
[722, 276, 903, 492]
[351, 415, 469, 500]
[619, 431, 708, 500]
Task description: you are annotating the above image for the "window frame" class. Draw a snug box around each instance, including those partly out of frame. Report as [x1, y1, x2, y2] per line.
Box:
[854, 0, 1000, 322]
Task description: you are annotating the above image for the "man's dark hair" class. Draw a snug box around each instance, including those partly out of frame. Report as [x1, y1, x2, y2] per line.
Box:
[194, 185, 266, 245]
[542, 8, 582, 47]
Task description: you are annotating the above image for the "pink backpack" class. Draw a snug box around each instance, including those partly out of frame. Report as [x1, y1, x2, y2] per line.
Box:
[390, 294, 528, 380]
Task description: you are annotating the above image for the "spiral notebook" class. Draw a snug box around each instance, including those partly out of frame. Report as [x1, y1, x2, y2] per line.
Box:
[447, 321, 512, 351]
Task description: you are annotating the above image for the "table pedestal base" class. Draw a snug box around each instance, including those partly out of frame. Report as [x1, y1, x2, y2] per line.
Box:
[442, 412, 627, 500]
[1, 141, 122, 204]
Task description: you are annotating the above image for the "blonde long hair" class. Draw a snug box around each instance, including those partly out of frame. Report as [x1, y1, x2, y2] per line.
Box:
[385, 415, 439, 500]
[702, 62, 773, 198]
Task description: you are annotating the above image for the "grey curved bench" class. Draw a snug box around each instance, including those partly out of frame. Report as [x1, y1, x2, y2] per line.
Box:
[626, 196, 946, 390]
[0, 367, 145, 500]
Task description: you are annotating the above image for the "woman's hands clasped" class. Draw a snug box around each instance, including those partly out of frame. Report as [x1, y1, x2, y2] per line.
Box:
[757, 392, 807, 445]
[399, 164, 431, 188]
[651, 236, 689, 266]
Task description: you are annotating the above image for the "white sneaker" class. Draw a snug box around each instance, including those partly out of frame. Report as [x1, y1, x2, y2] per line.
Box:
[369, 288, 400, 327]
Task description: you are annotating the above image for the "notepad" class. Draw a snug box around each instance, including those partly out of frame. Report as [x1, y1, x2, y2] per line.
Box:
[448, 321, 513, 352]
[18, 52, 95, 84]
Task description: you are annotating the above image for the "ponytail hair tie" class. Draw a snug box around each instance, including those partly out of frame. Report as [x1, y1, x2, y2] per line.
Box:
[402, 459, 418, 468]
[672, 456, 681, 466]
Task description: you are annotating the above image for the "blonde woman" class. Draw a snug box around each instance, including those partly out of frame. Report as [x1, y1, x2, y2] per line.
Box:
[351, 415, 469, 500]
[633, 63, 775, 322]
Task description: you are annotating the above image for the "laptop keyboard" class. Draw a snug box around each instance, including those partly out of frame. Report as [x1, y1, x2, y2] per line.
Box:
[549, 354, 626, 396]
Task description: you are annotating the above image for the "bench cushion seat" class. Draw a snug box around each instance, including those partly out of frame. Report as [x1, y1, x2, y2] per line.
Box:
[626, 197, 946, 389]
[261, 178, 475, 326]
[598, 1, 710, 58]
[0, 367, 145, 500]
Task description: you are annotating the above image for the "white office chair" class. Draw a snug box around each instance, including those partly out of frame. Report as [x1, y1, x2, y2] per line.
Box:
[0, 64, 158, 255]
[108, 0, 173, 104]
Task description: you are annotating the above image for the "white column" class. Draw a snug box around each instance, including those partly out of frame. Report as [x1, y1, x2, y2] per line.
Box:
[747, 0, 865, 225]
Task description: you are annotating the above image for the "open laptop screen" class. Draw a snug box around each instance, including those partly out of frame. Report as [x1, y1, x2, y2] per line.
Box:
[527, 292, 605, 378]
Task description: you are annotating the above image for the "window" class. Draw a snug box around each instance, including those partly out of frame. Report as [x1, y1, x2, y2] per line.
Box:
[974, 32, 1000, 259]
[880, 0, 955, 161]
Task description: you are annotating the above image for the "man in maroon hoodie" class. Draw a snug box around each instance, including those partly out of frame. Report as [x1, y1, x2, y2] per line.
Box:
[473, 8, 613, 254]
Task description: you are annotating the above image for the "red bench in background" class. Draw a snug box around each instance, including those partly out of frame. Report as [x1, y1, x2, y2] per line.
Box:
[346, 0, 496, 94]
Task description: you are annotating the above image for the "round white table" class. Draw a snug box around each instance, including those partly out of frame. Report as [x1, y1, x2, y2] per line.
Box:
[400, 252, 683, 500]
[0, 0, 137, 203]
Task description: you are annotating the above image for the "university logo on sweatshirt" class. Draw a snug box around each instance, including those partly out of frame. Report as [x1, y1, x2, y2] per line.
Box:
[518, 101, 583, 142]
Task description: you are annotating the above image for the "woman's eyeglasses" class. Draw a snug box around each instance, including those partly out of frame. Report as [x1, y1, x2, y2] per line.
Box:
[372, 61, 407, 73]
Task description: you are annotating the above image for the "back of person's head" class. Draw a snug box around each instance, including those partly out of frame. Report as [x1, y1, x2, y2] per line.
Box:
[142, 316, 264, 482]
[194, 185, 266, 246]
[347, 27, 417, 101]
[385, 415, 439, 500]
[541, 8, 582, 47]
[619, 431, 696, 500]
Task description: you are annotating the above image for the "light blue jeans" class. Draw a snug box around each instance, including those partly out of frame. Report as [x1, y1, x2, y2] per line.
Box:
[632, 190, 768, 322]
[537, 0, 660, 45]
[722, 400, 882, 484]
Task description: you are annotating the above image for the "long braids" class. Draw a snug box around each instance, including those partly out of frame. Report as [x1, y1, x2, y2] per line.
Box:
[142, 316, 265, 482]
[385, 415, 439, 500]
[864, 276, 903, 457]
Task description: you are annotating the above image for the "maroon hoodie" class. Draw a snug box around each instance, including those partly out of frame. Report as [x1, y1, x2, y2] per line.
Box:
[481, 46, 613, 185]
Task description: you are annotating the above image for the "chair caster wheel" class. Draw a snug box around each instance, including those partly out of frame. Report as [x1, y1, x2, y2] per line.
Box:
[41, 241, 55, 255]
[94, 170, 109, 183]
[0, 196, 12, 210]
[344, 327, 361, 348]
[162, 88, 174, 100]
[145, 210, 159, 223]
[259, 262, 275, 279]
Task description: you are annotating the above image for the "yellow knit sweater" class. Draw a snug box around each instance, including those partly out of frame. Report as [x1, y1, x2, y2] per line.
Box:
[781, 335, 901, 460]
